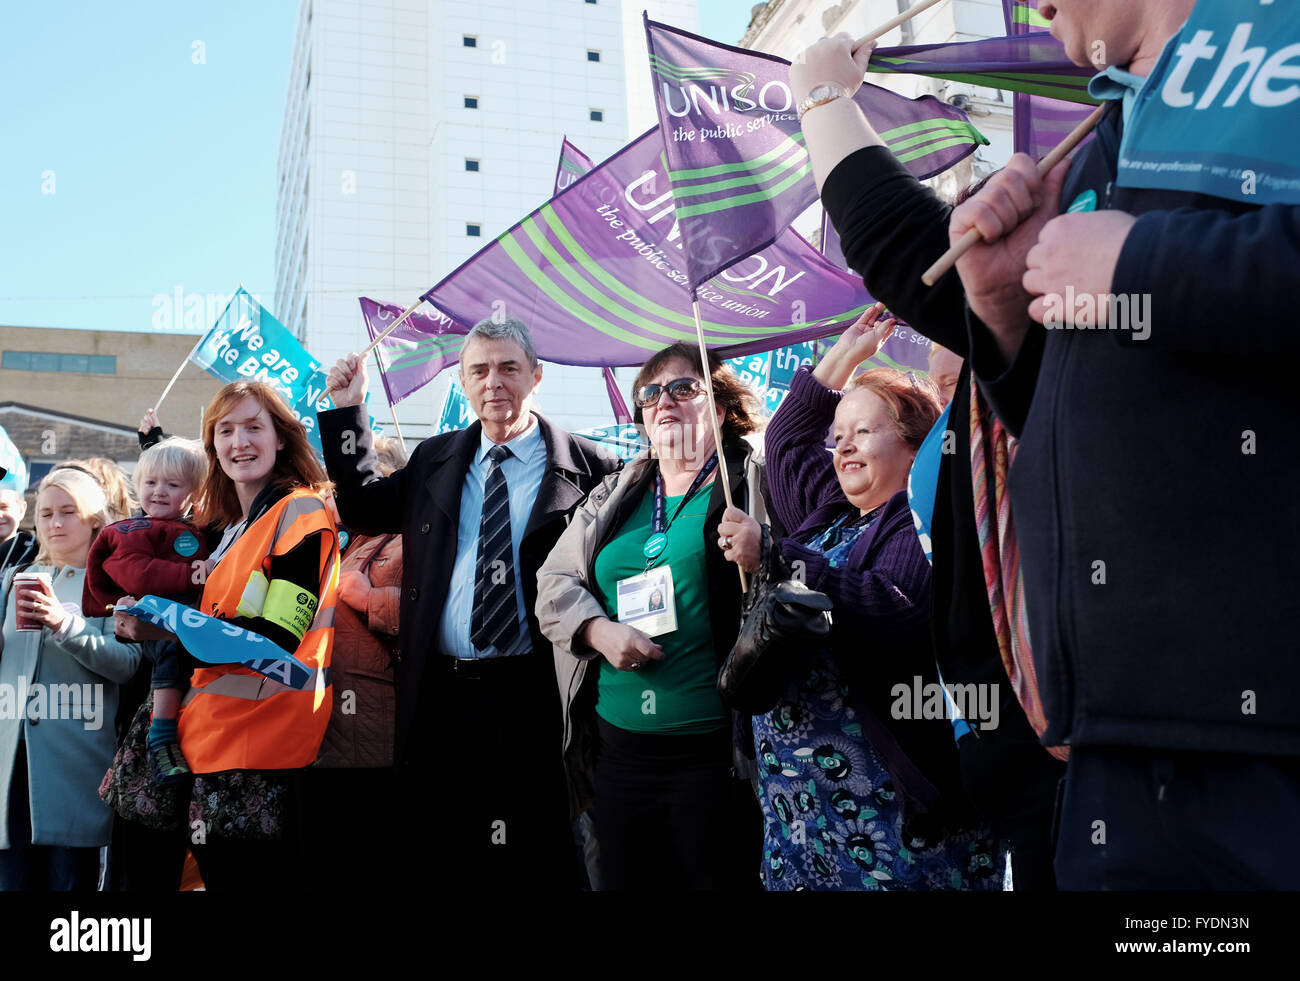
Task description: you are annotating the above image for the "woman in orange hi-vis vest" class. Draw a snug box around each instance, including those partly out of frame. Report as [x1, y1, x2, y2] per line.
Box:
[115, 381, 339, 890]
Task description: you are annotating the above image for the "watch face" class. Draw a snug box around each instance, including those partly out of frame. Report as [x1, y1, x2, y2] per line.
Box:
[810, 83, 838, 101]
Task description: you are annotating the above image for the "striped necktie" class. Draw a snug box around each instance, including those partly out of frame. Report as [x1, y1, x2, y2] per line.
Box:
[470, 443, 520, 654]
[969, 383, 1069, 762]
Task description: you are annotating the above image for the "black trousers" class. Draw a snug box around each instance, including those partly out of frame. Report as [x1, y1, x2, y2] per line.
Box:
[402, 654, 577, 889]
[0, 751, 100, 891]
[114, 815, 187, 892]
[594, 717, 760, 892]
[1054, 747, 1300, 890]
[297, 766, 400, 893]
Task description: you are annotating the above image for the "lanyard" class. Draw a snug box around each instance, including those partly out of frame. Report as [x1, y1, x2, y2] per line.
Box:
[643, 452, 717, 565]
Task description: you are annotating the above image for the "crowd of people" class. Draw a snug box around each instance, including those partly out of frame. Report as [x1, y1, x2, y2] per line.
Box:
[0, 0, 1293, 892]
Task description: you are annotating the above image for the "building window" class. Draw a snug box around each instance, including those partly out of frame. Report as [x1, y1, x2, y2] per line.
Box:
[464, 95, 478, 109]
[589, 109, 604, 122]
[587, 50, 600, 62]
[466, 223, 482, 237]
[463, 35, 477, 47]
[2, 351, 116, 375]
[465, 158, 480, 172]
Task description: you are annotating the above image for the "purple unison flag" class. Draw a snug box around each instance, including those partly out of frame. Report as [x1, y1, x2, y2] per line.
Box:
[420, 127, 879, 367]
[555, 138, 595, 194]
[819, 209, 848, 274]
[360, 297, 467, 405]
[1000, 0, 1097, 159]
[556, 138, 634, 425]
[602, 367, 633, 425]
[644, 17, 986, 289]
[869, 33, 1095, 105]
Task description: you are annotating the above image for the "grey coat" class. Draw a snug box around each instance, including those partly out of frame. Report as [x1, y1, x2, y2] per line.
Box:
[0, 565, 141, 848]
[536, 439, 754, 819]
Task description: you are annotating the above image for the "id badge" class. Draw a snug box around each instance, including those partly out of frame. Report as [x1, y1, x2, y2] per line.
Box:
[615, 565, 676, 638]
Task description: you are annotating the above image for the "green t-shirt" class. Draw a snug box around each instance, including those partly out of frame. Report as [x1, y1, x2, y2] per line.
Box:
[592, 482, 726, 734]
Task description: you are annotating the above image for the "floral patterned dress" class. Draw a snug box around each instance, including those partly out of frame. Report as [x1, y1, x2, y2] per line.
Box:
[752, 512, 1004, 891]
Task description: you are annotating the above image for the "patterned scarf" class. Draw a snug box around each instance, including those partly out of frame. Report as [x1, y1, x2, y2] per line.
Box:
[969, 382, 1069, 762]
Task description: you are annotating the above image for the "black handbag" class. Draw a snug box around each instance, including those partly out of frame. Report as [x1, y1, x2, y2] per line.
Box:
[718, 525, 832, 714]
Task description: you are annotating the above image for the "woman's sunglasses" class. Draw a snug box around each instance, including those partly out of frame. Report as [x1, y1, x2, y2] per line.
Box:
[633, 376, 705, 409]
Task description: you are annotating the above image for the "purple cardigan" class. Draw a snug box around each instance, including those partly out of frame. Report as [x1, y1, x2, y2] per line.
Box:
[764, 368, 966, 827]
[765, 367, 931, 631]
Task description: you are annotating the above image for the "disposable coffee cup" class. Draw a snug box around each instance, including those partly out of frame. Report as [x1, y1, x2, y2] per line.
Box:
[13, 572, 52, 632]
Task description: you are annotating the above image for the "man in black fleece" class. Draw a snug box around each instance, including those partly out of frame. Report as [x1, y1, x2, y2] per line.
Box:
[793, 0, 1300, 889]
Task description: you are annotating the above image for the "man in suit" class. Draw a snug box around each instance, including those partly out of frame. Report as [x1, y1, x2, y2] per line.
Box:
[321, 316, 620, 888]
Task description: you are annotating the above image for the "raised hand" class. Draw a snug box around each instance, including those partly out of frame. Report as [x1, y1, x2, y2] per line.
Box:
[326, 354, 368, 408]
[812, 302, 897, 390]
[790, 32, 876, 105]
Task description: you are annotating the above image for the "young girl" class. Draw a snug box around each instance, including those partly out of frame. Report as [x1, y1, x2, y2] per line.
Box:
[83, 438, 209, 784]
[0, 469, 141, 890]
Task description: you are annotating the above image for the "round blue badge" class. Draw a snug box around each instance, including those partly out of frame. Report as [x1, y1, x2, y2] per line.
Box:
[173, 531, 199, 558]
[1067, 189, 1098, 213]
[642, 533, 668, 560]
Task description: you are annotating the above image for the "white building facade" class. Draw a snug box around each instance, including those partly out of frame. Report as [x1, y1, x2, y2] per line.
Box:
[740, 0, 1015, 213]
[275, 0, 698, 440]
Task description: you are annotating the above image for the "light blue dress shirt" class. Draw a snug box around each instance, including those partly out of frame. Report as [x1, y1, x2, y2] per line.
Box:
[436, 416, 546, 659]
[1088, 31, 1180, 126]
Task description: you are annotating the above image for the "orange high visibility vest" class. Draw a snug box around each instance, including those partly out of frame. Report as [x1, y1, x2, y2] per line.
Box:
[178, 488, 340, 773]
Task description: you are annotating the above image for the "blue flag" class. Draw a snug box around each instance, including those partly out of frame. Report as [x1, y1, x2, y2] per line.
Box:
[122, 595, 315, 689]
[572, 424, 649, 461]
[1118, 0, 1300, 204]
[436, 379, 474, 434]
[0, 426, 27, 494]
[191, 288, 376, 455]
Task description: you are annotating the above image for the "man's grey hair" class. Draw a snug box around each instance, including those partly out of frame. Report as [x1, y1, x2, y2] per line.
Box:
[464, 315, 539, 369]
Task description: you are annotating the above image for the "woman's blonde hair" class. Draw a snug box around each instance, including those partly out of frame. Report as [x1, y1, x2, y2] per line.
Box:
[134, 437, 208, 501]
[373, 436, 407, 478]
[33, 468, 110, 566]
[53, 457, 136, 523]
[194, 381, 329, 528]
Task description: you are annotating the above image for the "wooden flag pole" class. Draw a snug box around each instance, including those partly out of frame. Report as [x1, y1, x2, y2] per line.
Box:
[853, 0, 946, 50]
[921, 103, 1105, 286]
[359, 296, 425, 360]
[691, 298, 748, 592]
[153, 336, 201, 414]
[370, 346, 410, 459]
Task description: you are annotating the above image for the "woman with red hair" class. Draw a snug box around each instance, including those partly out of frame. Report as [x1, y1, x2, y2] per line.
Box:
[112, 381, 339, 890]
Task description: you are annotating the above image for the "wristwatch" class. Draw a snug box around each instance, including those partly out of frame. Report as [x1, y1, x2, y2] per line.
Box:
[796, 82, 850, 122]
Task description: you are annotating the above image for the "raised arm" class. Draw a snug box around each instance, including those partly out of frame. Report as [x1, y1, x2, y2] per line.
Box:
[765, 308, 893, 531]
[319, 354, 408, 536]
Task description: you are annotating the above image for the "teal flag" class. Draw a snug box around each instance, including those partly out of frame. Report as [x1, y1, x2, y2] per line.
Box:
[122, 595, 314, 690]
[0, 426, 27, 493]
[1119, 0, 1300, 204]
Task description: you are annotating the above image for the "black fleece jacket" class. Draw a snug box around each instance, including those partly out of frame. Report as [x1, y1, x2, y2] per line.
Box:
[822, 102, 1300, 757]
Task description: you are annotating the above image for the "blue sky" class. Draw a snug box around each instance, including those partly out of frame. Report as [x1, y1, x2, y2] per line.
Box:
[0, 2, 299, 336]
[0, 1, 760, 338]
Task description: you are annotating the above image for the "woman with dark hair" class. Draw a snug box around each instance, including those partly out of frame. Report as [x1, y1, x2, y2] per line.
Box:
[719, 313, 1004, 890]
[537, 342, 764, 891]
[112, 381, 339, 890]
